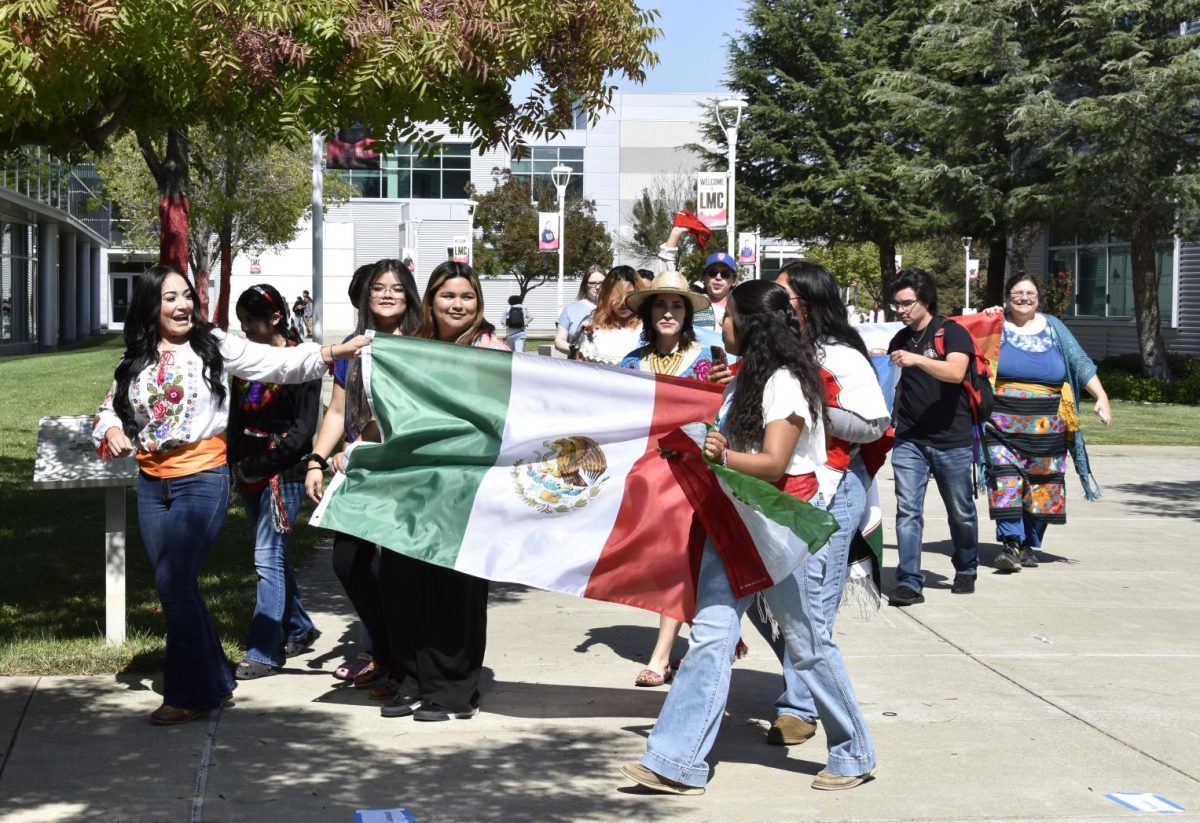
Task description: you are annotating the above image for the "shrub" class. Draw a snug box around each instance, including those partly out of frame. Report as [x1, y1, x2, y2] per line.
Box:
[1095, 355, 1200, 405]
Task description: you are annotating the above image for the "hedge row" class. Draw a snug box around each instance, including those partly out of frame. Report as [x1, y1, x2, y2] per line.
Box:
[1096, 353, 1200, 405]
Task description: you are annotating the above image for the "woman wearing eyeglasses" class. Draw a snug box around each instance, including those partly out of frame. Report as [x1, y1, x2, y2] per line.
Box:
[984, 273, 1111, 571]
[555, 264, 605, 354]
[306, 259, 420, 693]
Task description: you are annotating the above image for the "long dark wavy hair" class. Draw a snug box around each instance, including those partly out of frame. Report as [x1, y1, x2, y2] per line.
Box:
[345, 259, 421, 439]
[724, 280, 827, 453]
[637, 293, 696, 352]
[235, 283, 301, 345]
[111, 265, 225, 438]
[778, 260, 870, 363]
[413, 261, 496, 344]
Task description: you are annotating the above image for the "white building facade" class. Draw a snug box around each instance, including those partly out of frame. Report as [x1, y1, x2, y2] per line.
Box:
[103, 92, 723, 341]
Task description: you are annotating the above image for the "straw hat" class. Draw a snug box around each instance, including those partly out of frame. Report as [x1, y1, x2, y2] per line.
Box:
[625, 270, 711, 313]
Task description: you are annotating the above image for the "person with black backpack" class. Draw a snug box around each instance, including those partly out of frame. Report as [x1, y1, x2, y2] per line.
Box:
[504, 294, 532, 353]
[885, 268, 980, 605]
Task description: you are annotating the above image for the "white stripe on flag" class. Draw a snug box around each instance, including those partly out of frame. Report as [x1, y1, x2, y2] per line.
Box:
[453, 356, 660, 594]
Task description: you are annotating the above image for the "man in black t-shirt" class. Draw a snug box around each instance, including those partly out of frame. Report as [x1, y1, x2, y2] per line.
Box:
[886, 269, 979, 605]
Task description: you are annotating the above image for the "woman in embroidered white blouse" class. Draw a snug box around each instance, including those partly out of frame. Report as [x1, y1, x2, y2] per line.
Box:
[93, 265, 366, 726]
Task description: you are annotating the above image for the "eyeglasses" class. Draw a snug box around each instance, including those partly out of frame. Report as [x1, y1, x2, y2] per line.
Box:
[586, 280, 604, 288]
[790, 295, 809, 308]
[370, 285, 406, 297]
[890, 299, 919, 311]
[1009, 291, 1039, 299]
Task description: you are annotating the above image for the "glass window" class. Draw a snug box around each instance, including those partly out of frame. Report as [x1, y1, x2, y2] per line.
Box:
[510, 146, 585, 199]
[443, 170, 471, 199]
[412, 169, 441, 199]
[383, 169, 410, 199]
[1076, 247, 1106, 315]
[1108, 246, 1133, 316]
[1157, 243, 1174, 320]
[1047, 228, 1176, 321]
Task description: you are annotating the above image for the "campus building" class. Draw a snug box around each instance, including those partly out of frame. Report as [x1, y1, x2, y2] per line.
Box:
[0, 148, 112, 355]
[1016, 231, 1200, 358]
[162, 91, 724, 340]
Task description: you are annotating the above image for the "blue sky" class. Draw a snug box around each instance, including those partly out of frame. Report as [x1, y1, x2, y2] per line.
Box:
[631, 1, 750, 93]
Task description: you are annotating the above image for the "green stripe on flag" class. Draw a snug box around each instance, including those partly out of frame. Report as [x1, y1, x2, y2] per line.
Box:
[708, 460, 839, 554]
[319, 335, 514, 566]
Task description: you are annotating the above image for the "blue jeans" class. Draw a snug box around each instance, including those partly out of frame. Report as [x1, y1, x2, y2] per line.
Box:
[506, 330, 527, 353]
[892, 439, 979, 592]
[750, 461, 867, 721]
[641, 540, 876, 787]
[241, 482, 315, 667]
[137, 467, 236, 710]
[996, 514, 1048, 548]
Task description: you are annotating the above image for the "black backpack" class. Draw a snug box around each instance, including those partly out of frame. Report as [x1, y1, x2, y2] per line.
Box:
[506, 305, 525, 329]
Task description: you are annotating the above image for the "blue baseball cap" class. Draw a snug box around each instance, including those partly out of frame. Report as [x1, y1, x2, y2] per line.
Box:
[703, 252, 737, 273]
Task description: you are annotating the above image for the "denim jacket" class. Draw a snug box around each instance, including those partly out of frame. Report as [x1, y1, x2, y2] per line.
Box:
[1044, 314, 1102, 500]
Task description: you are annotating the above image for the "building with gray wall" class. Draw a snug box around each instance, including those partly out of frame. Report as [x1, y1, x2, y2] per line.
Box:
[1, 149, 111, 355]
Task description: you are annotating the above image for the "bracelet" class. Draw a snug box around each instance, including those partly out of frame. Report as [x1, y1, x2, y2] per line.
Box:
[303, 452, 329, 470]
[305, 466, 323, 472]
[721, 448, 729, 468]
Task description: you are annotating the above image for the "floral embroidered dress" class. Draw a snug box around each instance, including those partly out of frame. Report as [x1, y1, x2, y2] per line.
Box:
[93, 331, 330, 475]
[619, 340, 714, 381]
[985, 322, 1070, 534]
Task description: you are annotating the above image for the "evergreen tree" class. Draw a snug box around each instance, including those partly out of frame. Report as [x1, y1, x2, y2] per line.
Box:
[1013, 1, 1200, 379]
[871, 0, 1059, 309]
[700, 0, 938, 308]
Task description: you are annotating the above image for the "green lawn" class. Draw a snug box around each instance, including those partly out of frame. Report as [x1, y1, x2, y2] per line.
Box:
[0, 340, 1195, 674]
[1078, 398, 1200, 446]
[0, 335, 325, 675]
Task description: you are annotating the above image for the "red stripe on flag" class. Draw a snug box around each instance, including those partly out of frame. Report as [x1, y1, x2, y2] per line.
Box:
[657, 427, 775, 599]
[583, 374, 723, 622]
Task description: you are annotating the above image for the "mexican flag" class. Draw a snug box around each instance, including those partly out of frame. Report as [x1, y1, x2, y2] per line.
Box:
[312, 335, 838, 622]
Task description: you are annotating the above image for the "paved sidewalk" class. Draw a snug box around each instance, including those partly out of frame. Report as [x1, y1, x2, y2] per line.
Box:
[1, 446, 1198, 822]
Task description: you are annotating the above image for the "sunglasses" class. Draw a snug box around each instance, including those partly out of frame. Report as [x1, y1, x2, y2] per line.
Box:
[704, 269, 732, 280]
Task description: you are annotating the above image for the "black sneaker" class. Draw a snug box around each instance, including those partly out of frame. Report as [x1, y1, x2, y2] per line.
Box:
[1020, 547, 1039, 568]
[282, 628, 321, 658]
[380, 693, 422, 718]
[951, 573, 976, 594]
[995, 539, 1022, 572]
[413, 702, 479, 722]
[887, 585, 925, 607]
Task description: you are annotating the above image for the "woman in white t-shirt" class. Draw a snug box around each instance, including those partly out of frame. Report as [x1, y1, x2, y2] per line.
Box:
[622, 280, 877, 795]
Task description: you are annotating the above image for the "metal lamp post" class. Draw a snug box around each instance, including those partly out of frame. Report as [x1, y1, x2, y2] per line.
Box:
[961, 236, 973, 312]
[465, 199, 477, 266]
[716, 98, 748, 258]
[550, 164, 572, 313]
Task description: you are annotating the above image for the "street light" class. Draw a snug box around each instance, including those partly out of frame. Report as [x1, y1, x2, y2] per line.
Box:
[464, 199, 477, 266]
[716, 98, 749, 258]
[550, 164, 572, 314]
[961, 236, 973, 313]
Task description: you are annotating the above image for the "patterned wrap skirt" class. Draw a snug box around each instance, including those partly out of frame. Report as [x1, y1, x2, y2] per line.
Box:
[986, 383, 1068, 525]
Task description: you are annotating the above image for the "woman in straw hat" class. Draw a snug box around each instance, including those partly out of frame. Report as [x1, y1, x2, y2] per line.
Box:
[620, 270, 720, 687]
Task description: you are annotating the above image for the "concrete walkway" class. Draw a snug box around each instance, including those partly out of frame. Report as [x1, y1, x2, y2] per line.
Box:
[1, 446, 1197, 822]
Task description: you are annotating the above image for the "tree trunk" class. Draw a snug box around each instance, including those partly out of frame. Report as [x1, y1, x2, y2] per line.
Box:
[213, 150, 239, 331]
[137, 128, 190, 277]
[215, 219, 233, 330]
[877, 236, 897, 321]
[985, 235, 1007, 309]
[1130, 217, 1172, 380]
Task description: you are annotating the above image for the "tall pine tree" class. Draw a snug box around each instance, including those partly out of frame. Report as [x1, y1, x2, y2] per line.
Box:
[701, 0, 938, 305]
